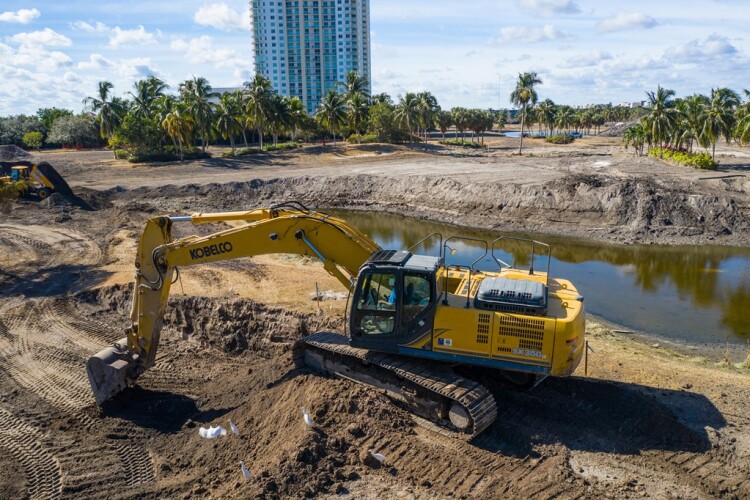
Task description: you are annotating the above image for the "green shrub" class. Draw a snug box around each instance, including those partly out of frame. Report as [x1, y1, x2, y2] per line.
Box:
[388, 130, 419, 143]
[222, 147, 262, 158]
[347, 133, 379, 144]
[121, 148, 211, 163]
[439, 139, 483, 149]
[0, 180, 27, 202]
[22, 131, 43, 150]
[263, 141, 299, 152]
[545, 134, 575, 144]
[648, 147, 717, 170]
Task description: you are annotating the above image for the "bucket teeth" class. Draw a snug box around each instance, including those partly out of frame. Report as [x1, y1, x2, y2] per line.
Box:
[86, 337, 138, 405]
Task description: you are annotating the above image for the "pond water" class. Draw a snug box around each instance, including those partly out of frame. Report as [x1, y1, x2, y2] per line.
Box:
[330, 210, 750, 345]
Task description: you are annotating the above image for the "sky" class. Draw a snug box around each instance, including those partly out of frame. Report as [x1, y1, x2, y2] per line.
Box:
[1, 0, 749, 115]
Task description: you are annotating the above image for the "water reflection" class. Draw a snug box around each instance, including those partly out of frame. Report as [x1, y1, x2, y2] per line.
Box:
[330, 209, 750, 344]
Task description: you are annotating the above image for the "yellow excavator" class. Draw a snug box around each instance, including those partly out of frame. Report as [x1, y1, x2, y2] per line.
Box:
[87, 202, 585, 437]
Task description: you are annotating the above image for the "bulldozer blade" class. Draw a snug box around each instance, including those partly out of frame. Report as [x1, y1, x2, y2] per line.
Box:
[86, 337, 138, 406]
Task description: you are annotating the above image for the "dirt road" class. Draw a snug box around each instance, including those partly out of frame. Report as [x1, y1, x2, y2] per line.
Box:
[1, 138, 749, 498]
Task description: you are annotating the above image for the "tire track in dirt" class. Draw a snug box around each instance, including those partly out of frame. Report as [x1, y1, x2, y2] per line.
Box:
[0, 300, 156, 496]
[0, 407, 62, 499]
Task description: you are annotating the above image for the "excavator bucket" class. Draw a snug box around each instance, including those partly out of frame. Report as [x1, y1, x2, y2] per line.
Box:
[86, 337, 137, 405]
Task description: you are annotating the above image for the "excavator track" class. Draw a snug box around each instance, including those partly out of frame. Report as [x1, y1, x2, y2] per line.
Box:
[293, 332, 497, 439]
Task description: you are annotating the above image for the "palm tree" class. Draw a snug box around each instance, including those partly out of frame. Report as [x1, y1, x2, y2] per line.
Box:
[316, 89, 347, 143]
[338, 70, 369, 101]
[395, 93, 420, 141]
[623, 124, 648, 157]
[129, 76, 169, 119]
[451, 107, 468, 141]
[267, 94, 292, 146]
[83, 81, 122, 156]
[736, 90, 750, 145]
[161, 101, 195, 161]
[243, 74, 273, 148]
[214, 93, 243, 152]
[416, 92, 439, 140]
[700, 87, 740, 159]
[436, 110, 452, 140]
[153, 94, 178, 148]
[510, 72, 542, 154]
[535, 99, 555, 135]
[180, 76, 217, 153]
[641, 85, 677, 153]
[287, 97, 307, 141]
[675, 94, 708, 152]
[371, 93, 393, 106]
[555, 106, 575, 133]
[347, 92, 369, 137]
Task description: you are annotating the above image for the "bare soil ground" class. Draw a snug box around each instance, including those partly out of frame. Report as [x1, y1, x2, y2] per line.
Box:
[1, 137, 749, 499]
[32, 135, 750, 246]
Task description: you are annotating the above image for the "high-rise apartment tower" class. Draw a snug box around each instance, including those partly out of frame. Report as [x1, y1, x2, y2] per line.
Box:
[251, 0, 371, 115]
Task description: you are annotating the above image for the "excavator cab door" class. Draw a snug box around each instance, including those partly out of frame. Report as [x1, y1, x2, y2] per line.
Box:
[349, 266, 437, 351]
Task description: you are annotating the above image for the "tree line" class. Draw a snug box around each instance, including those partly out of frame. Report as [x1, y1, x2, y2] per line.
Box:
[624, 86, 750, 159]
[0, 71, 513, 160]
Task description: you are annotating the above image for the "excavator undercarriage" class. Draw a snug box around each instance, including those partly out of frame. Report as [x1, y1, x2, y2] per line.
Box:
[295, 332, 498, 438]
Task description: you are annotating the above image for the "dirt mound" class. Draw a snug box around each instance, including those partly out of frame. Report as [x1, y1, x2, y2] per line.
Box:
[599, 121, 636, 137]
[0, 159, 95, 210]
[79, 284, 343, 356]
[0, 145, 30, 161]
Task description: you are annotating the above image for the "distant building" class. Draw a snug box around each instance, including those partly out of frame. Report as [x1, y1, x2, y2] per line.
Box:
[250, 0, 372, 115]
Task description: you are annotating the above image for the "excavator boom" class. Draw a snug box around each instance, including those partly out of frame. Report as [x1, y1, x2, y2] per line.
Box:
[86, 204, 380, 405]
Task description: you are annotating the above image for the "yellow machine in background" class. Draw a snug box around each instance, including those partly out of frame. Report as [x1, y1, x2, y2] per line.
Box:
[1, 165, 58, 199]
[87, 202, 585, 437]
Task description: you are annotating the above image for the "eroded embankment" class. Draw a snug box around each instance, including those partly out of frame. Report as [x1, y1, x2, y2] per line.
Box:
[124, 173, 749, 246]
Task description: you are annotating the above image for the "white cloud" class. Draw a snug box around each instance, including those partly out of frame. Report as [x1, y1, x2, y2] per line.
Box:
[194, 3, 251, 31]
[493, 25, 571, 43]
[108, 26, 158, 49]
[9, 28, 72, 48]
[597, 12, 658, 33]
[71, 21, 109, 33]
[559, 50, 612, 68]
[0, 8, 41, 24]
[77, 53, 115, 70]
[117, 58, 161, 79]
[516, 0, 580, 16]
[170, 35, 246, 69]
[665, 34, 739, 63]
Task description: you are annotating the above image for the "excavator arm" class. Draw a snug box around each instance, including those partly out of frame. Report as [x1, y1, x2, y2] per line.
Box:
[86, 203, 380, 405]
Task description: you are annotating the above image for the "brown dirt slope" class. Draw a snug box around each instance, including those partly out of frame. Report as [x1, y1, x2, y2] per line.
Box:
[1, 278, 748, 499]
[127, 172, 748, 246]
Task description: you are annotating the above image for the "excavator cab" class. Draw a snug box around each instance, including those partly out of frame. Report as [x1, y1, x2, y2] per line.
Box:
[349, 250, 438, 351]
[10, 166, 30, 182]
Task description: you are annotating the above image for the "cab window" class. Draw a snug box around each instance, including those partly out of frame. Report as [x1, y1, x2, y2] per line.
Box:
[403, 273, 431, 323]
[356, 272, 396, 335]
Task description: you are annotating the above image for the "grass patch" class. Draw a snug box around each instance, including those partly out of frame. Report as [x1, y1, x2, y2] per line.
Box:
[223, 142, 300, 158]
[347, 133, 379, 144]
[439, 139, 483, 149]
[116, 147, 211, 163]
